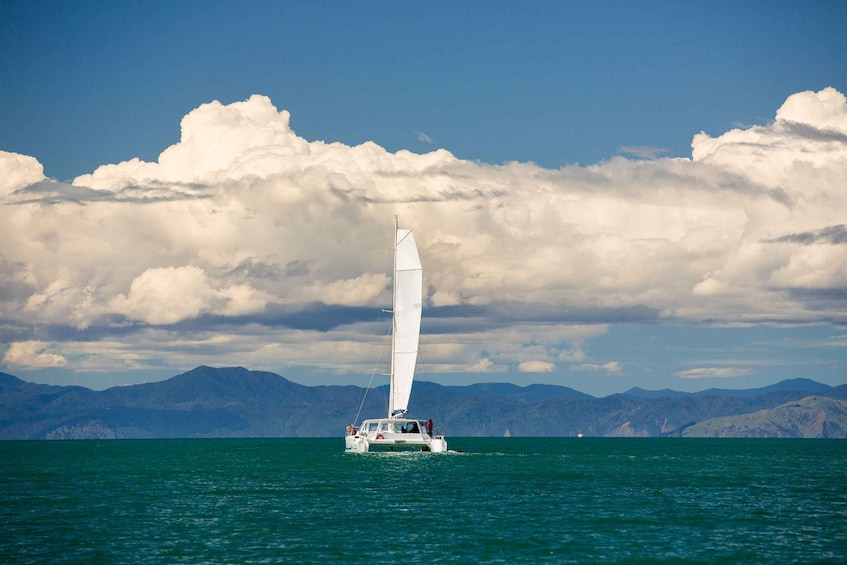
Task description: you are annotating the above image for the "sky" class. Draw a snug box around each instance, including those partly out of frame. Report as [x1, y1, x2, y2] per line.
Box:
[1, 0, 846, 397]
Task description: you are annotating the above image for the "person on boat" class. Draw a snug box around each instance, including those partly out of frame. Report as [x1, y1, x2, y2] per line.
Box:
[427, 419, 433, 437]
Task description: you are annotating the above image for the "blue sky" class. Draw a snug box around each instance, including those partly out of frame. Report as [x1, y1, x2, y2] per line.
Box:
[6, 1, 845, 180]
[1, 1, 846, 396]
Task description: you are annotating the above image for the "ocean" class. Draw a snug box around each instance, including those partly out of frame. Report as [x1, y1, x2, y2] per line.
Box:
[1, 438, 845, 563]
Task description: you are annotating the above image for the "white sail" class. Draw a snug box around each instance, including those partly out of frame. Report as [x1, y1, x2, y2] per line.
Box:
[388, 226, 422, 417]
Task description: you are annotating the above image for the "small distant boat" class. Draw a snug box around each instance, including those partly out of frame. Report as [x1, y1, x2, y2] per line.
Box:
[345, 218, 447, 453]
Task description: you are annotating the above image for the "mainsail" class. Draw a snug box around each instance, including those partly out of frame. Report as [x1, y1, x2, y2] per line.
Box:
[388, 224, 422, 417]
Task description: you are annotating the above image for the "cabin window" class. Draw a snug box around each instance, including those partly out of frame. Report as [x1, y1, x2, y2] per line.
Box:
[367, 422, 378, 432]
[379, 422, 390, 432]
[395, 421, 419, 433]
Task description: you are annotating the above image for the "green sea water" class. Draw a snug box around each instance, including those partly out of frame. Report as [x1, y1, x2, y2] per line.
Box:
[1, 438, 846, 563]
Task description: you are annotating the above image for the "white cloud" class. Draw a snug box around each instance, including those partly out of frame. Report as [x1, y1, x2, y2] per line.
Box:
[692, 87, 847, 197]
[676, 367, 751, 379]
[467, 358, 508, 373]
[217, 284, 270, 317]
[302, 273, 389, 306]
[518, 360, 555, 373]
[109, 266, 215, 325]
[108, 266, 266, 325]
[416, 131, 433, 144]
[419, 324, 604, 376]
[0, 151, 44, 197]
[2, 88, 846, 380]
[571, 361, 622, 375]
[775, 87, 847, 132]
[3, 341, 67, 369]
[603, 361, 622, 374]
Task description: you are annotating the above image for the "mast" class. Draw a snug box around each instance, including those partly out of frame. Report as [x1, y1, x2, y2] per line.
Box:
[388, 215, 398, 418]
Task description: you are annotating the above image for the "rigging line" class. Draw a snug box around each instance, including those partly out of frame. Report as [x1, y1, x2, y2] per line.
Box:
[351, 314, 393, 426]
[415, 336, 432, 391]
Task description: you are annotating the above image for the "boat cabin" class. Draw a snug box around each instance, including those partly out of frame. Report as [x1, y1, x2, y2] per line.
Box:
[356, 418, 431, 439]
[346, 417, 444, 452]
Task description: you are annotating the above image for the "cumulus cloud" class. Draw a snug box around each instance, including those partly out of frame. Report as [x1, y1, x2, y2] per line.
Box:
[1, 87, 846, 382]
[518, 360, 555, 373]
[108, 266, 267, 325]
[109, 266, 216, 325]
[302, 273, 390, 307]
[0, 151, 44, 196]
[3, 341, 67, 369]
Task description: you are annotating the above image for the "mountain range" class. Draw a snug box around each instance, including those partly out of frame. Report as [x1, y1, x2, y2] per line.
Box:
[1, 366, 846, 440]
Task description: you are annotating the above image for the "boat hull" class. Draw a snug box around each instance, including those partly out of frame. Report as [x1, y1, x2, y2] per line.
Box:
[345, 435, 447, 453]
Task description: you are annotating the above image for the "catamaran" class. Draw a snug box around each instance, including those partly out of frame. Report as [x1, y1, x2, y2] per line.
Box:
[345, 218, 447, 453]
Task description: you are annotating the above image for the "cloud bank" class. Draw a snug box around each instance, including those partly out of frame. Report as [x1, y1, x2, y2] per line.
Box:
[2, 89, 846, 383]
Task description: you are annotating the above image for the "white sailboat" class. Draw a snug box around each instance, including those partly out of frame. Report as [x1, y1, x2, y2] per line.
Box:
[345, 218, 447, 453]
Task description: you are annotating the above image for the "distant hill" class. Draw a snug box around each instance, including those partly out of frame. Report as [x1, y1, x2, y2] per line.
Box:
[0, 367, 376, 440]
[682, 396, 847, 438]
[621, 387, 691, 400]
[0, 367, 844, 439]
[691, 378, 833, 398]
[621, 378, 832, 400]
[446, 382, 591, 403]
